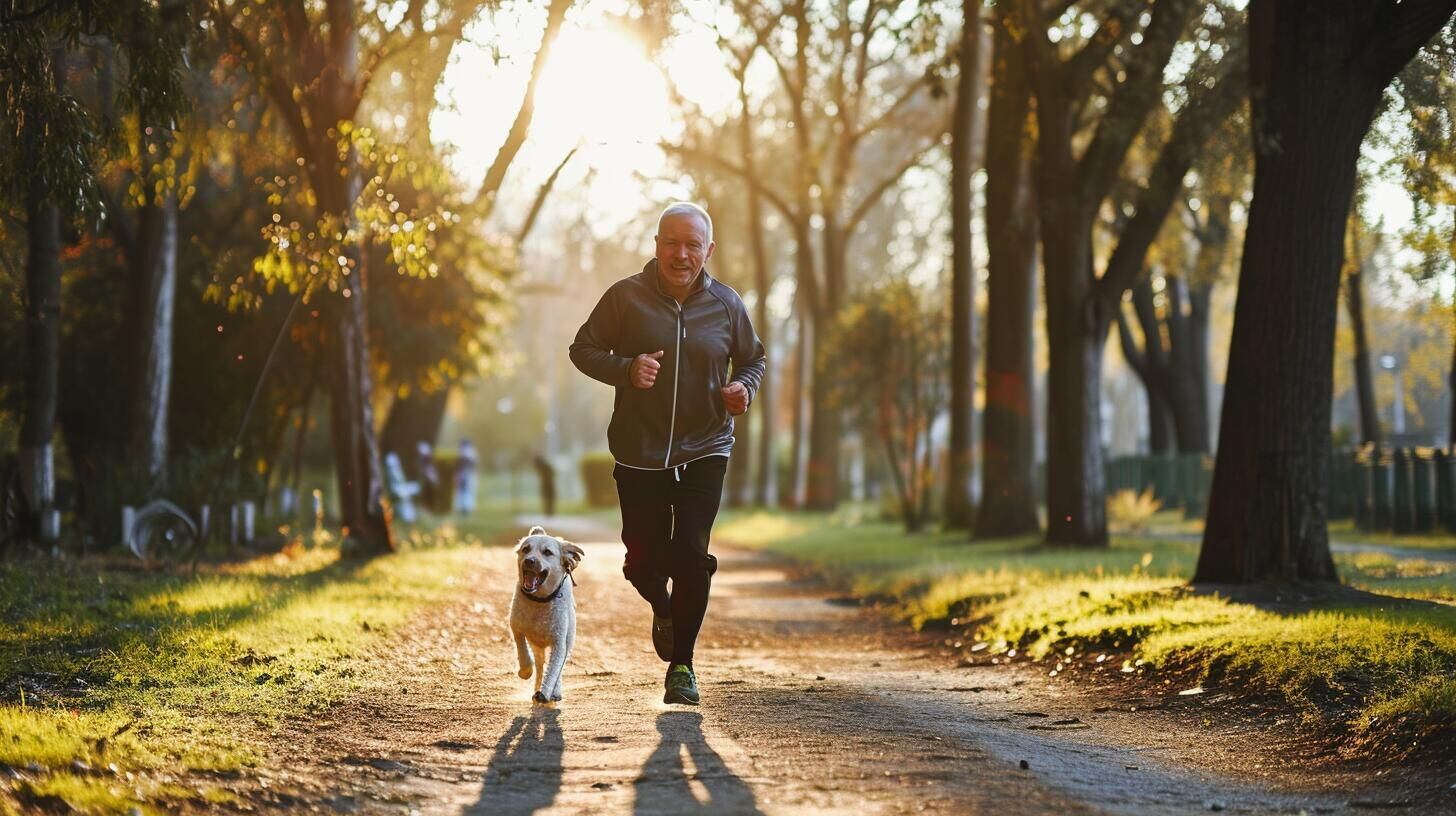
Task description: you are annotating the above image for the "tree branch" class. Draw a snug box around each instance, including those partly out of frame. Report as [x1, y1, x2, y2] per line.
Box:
[846, 132, 942, 232]
[1075, 0, 1198, 204]
[662, 143, 798, 221]
[1094, 47, 1246, 308]
[515, 147, 576, 245]
[1065, 0, 1144, 92]
[477, 0, 573, 203]
[1363, 0, 1456, 82]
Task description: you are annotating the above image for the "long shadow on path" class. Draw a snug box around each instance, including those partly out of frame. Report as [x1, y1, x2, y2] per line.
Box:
[633, 711, 762, 815]
[470, 708, 564, 815]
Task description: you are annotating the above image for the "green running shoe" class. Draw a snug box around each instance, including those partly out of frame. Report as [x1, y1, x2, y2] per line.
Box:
[652, 614, 673, 662]
[664, 664, 700, 705]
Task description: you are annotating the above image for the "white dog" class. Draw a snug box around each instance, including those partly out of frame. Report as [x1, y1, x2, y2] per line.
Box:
[509, 526, 584, 704]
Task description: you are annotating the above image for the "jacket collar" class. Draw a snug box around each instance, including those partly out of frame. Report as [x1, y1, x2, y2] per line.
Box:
[644, 258, 713, 298]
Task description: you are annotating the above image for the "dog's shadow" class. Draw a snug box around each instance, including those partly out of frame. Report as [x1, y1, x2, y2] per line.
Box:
[633, 711, 762, 815]
[470, 707, 564, 815]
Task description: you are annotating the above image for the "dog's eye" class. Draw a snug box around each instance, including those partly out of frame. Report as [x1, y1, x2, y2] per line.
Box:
[544, 550, 555, 558]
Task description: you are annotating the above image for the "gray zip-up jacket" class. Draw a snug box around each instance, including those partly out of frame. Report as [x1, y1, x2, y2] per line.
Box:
[570, 260, 766, 470]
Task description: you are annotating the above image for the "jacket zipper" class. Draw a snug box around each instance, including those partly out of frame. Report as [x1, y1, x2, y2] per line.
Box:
[664, 300, 684, 467]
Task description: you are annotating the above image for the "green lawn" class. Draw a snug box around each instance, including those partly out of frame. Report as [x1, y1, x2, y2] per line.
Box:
[717, 508, 1456, 755]
[0, 511, 516, 814]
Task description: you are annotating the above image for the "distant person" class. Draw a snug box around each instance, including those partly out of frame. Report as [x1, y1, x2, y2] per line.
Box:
[416, 441, 440, 510]
[569, 201, 766, 705]
[455, 440, 479, 515]
[533, 454, 557, 517]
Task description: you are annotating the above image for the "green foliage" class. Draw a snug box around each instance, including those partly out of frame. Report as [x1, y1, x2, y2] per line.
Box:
[829, 280, 948, 531]
[0, 0, 190, 216]
[579, 452, 617, 508]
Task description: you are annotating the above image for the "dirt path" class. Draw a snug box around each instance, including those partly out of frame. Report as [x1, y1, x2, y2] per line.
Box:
[235, 518, 1454, 815]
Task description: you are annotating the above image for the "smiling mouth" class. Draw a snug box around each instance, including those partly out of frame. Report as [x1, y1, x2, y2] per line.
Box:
[521, 567, 547, 594]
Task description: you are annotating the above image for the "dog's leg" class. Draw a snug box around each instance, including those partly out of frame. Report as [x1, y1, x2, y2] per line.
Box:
[514, 630, 534, 680]
[548, 629, 573, 701]
[538, 638, 570, 703]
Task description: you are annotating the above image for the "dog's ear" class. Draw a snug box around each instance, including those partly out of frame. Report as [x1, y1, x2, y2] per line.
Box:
[559, 539, 584, 571]
[527, 525, 547, 536]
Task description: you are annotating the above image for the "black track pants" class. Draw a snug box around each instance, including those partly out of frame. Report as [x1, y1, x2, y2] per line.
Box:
[613, 456, 727, 667]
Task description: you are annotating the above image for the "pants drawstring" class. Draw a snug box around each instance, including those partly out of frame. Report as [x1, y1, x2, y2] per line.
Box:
[673, 463, 684, 482]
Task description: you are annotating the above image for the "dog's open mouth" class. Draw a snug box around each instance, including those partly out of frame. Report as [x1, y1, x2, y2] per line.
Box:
[521, 566, 547, 594]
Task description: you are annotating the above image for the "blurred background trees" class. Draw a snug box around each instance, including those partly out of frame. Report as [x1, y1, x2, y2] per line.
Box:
[3, 0, 1456, 585]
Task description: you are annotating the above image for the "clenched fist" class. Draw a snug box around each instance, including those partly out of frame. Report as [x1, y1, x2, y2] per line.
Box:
[722, 381, 749, 415]
[631, 350, 665, 389]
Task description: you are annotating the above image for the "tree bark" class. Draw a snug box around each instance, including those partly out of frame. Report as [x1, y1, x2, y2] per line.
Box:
[19, 50, 65, 535]
[131, 151, 179, 490]
[1116, 283, 1176, 455]
[975, 10, 1040, 539]
[1347, 266, 1380, 449]
[317, 0, 392, 555]
[946, 0, 986, 529]
[804, 222, 845, 510]
[1166, 274, 1213, 453]
[1197, 0, 1456, 583]
[789, 310, 811, 507]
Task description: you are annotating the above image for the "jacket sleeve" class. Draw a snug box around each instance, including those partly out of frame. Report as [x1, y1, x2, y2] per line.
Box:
[728, 296, 766, 404]
[570, 286, 634, 387]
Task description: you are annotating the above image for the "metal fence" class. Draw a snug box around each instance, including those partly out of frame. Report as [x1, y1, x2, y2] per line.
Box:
[1102, 453, 1215, 516]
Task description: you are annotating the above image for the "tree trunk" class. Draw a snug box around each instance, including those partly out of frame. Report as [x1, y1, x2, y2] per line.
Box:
[1168, 276, 1213, 454]
[1194, 0, 1451, 582]
[1040, 203, 1109, 548]
[739, 79, 777, 508]
[19, 52, 66, 536]
[976, 12, 1040, 539]
[317, 0, 393, 555]
[132, 173, 178, 490]
[789, 311, 810, 507]
[1120, 278, 1177, 455]
[1347, 267, 1380, 448]
[381, 388, 451, 465]
[804, 225, 845, 511]
[945, 0, 986, 529]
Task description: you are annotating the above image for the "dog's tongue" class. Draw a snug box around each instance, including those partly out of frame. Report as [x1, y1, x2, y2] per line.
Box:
[523, 573, 544, 593]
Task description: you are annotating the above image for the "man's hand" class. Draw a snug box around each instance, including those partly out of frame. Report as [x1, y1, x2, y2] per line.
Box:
[630, 350, 664, 389]
[722, 381, 749, 415]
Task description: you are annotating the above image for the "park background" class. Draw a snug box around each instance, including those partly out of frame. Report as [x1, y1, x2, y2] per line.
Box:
[3, 0, 1456, 812]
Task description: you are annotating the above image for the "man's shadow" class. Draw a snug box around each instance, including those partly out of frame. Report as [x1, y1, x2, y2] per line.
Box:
[470, 707, 564, 815]
[633, 711, 762, 815]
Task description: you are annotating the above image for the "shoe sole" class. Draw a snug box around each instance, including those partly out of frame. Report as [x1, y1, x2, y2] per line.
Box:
[663, 689, 700, 705]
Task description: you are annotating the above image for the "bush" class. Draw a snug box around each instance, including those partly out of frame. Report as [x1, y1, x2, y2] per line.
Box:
[1107, 487, 1162, 533]
[579, 452, 617, 508]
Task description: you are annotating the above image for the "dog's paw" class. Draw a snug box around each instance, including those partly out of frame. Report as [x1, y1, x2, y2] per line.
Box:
[531, 691, 548, 704]
[517, 665, 533, 679]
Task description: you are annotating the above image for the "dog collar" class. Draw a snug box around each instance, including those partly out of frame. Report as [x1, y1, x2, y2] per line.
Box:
[519, 570, 575, 604]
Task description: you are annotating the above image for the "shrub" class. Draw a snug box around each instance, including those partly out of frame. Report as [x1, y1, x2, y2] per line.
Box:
[1107, 487, 1162, 533]
[579, 452, 617, 508]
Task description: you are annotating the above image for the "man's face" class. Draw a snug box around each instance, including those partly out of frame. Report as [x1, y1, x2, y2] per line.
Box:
[654, 214, 714, 291]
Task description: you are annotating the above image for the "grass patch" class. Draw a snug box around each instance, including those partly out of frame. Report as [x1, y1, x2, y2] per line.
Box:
[719, 508, 1456, 754]
[0, 514, 514, 813]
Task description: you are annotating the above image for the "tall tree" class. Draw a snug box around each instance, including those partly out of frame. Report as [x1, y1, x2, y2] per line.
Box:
[1018, 0, 1244, 547]
[975, 4, 1041, 538]
[1197, 0, 1456, 583]
[945, 0, 986, 529]
[0, 2, 187, 540]
[674, 0, 950, 509]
